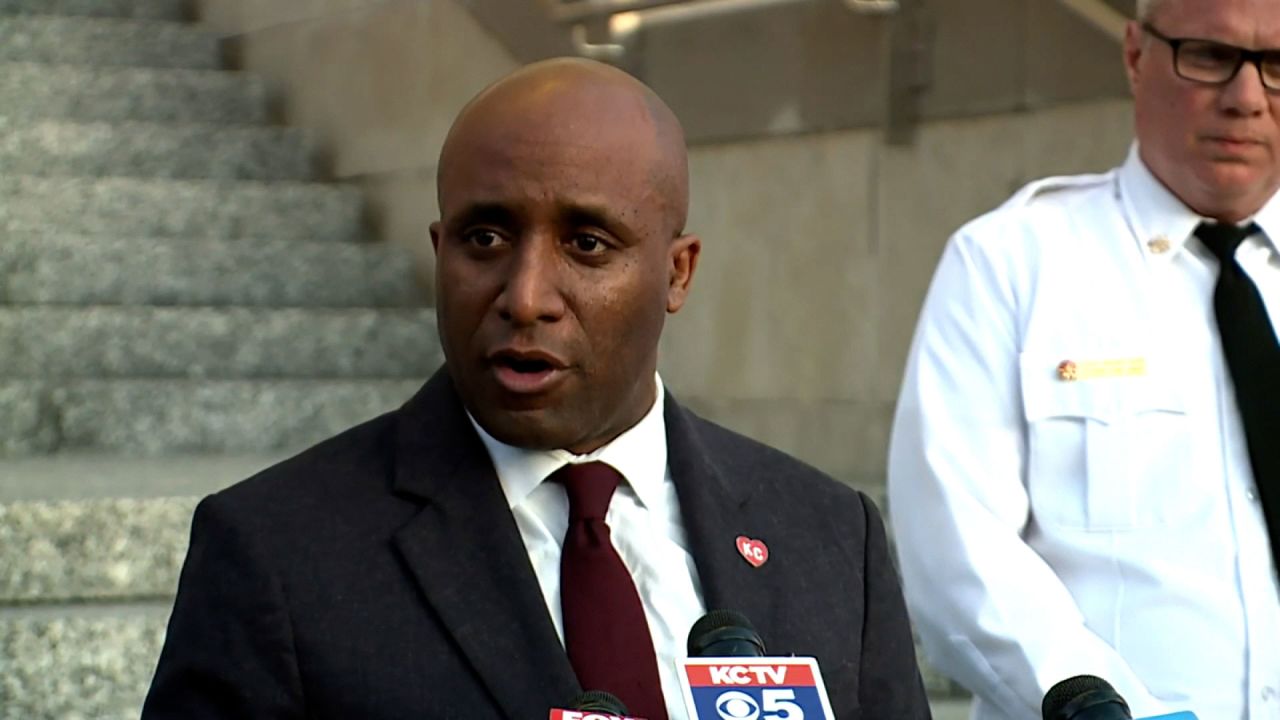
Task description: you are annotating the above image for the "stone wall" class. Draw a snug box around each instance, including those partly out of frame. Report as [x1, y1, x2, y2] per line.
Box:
[668, 98, 1135, 495]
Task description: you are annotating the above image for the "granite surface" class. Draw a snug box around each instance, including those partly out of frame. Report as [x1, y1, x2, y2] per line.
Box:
[0, 0, 189, 20]
[0, 233, 425, 308]
[0, 175, 367, 242]
[0, 61, 267, 125]
[1, 306, 441, 378]
[0, 498, 194, 602]
[0, 382, 56, 455]
[0, 15, 219, 70]
[0, 379, 422, 456]
[0, 614, 167, 720]
[0, 118, 315, 181]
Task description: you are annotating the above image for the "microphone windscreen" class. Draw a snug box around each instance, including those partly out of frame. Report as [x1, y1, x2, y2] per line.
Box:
[569, 690, 630, 714]
[687, 609, 766, 657]
[1042, 675, 1131, 720]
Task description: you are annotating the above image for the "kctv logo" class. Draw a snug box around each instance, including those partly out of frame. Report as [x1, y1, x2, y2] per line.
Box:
[677, 657, 835, 720]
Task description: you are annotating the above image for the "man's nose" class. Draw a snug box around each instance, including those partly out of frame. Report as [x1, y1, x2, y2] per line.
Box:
[496, 238, 566, 326]
[1221, 60, 1270, 116]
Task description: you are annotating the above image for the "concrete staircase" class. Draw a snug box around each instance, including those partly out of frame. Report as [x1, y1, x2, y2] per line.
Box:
[0, 2, 437, 717]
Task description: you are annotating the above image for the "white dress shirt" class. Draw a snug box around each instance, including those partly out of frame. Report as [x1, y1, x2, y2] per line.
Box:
[888, 145, 1280, 720]
[469, 375, 706, 720]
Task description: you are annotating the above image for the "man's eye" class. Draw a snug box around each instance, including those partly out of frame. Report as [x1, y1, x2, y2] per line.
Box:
[464, 230, 504, 248]
[570, 234, 605, 253]
[1183, 42, 1237, 68]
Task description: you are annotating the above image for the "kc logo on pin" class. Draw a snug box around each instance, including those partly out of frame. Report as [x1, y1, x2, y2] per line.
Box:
[736, 536, 768, 568]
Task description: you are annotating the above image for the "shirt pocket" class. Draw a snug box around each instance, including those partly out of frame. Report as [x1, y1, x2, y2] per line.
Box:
[1019, 351, 1191, 531]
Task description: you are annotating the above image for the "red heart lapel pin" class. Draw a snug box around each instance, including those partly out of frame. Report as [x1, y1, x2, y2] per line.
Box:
[735, 535, 769, 568]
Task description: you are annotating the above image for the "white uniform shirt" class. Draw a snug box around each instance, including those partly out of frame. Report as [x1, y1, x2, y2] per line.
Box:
[470, 375, 707, 720]
[888, 145, 1280, 720]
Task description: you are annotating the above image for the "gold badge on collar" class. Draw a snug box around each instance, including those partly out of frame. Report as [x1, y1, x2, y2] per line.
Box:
[1057, 357, 1147, 382]
[1147, 236, 1172, 254]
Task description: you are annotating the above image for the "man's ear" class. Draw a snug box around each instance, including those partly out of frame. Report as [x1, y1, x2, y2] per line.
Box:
[430, 221, 442, 255]
[1123, 20, 1145, 95]
[666, 233, 701, 314]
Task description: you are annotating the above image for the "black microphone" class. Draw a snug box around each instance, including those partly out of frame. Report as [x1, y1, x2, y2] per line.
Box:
[567, 690, 630, 714]
[686, 609, 766, 657]
[1043, 675, 1132, 719]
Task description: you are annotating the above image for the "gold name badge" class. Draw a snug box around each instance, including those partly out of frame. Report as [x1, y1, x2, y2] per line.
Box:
[1057, 358, 1147, 382]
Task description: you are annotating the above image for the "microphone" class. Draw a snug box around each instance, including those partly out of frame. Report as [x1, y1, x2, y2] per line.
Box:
[1042, 675, 1198, 720]
[1042, 676, 1131, 719]
[687, 609, 766, 657]
[569, 691, 630, 713]
[678, 610, 835, 720]
[549, 690, 647, 720]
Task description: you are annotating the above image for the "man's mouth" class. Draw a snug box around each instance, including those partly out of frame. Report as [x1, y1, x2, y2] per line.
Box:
[496, 356, 555, 374]
[488, 350, 568, 394]
[1205, 135, 1264, 152]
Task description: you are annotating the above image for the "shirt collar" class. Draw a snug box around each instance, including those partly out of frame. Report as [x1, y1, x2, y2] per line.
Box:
[1120, 143, 1280, 258]
[469, 373, 669, 513]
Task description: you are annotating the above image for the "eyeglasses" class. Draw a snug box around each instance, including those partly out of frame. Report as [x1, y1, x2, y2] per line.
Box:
[1142, 23, 1280, 91]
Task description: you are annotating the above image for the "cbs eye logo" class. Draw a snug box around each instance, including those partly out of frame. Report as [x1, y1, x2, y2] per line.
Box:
[713, 689, 805, 720]
[715, 691, 760, 720]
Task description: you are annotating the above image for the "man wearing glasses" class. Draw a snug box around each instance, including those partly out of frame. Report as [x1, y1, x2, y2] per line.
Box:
[888, 0, 1280, 717]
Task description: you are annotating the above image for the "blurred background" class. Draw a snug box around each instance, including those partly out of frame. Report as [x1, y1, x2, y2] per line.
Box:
[0, 0, 1136, 716]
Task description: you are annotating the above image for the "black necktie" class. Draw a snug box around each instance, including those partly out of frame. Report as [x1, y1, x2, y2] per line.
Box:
[552, 462, 669, 720]
[1196, 221, 1280, 564]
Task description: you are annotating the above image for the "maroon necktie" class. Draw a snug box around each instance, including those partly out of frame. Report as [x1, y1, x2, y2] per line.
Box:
[552, 462, 669, 720]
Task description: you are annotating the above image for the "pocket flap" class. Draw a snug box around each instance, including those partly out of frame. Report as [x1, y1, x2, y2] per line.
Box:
[1019, 351, 1185, 424]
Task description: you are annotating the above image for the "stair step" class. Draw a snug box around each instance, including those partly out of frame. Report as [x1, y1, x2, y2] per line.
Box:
[0, 175, 367, 242]
[2, 306, 442, 379]
[1, 379, 422, 456]
[1, 234, 425, 308]
[0, 62, 268, 124]
[0, 118, 316, 181]
[0, 453, 286, 502]
[0, 614, 167, 720]
[1, 497, 194, 603]
[0, 0, 189, 20]
[0, 15, 220, 70]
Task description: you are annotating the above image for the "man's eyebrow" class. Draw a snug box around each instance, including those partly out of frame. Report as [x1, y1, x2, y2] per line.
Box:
[448, 203, 519, 231]
[561, 204, 635, 242]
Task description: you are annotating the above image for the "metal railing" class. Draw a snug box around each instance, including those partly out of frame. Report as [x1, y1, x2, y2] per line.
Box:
[541, 0, 899, 62]
[544, 0, 898, 24]
[542, 0, 928, 143]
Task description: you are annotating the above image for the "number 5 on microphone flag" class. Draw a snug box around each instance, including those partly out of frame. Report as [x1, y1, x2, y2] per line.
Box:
[677, 657, 835, 720]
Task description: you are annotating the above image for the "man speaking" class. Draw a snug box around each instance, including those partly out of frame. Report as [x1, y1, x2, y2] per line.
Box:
[142, 59, 930, 719]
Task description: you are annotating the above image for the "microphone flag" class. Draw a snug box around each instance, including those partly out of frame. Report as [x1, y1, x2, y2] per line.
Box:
[677, 657, 834, 720]
[548, 710, 648, 720]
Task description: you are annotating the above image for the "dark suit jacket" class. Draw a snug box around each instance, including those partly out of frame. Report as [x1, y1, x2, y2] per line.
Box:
[143, 369, 930, 719]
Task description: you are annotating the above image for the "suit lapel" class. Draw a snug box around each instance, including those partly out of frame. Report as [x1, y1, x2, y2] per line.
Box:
[664, 397, 784, 643]
[389, 371, 578, 719]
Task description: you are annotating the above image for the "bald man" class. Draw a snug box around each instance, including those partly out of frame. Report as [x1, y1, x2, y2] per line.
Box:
[142, 59, 931, 720]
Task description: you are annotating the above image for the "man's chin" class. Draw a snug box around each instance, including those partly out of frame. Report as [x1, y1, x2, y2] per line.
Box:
[472, 409, 571, 452]
[1190, 166, 1279, 218]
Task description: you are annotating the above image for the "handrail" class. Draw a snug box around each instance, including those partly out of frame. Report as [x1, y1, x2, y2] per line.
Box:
[551, 0, 920, 146]
[545, 0, 897, 26]
[554, 0, 899, 61]
[845, 0, 897, 13]
[547, 0, 686, 24]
